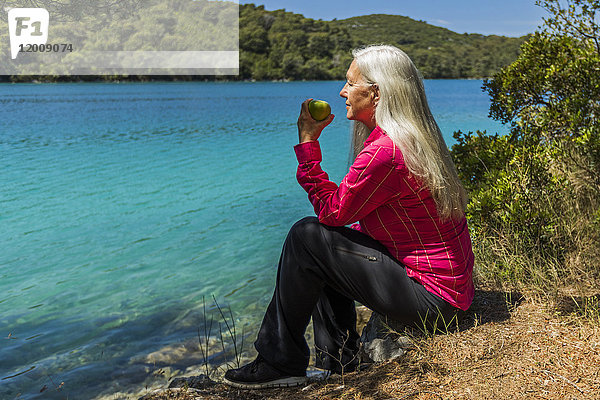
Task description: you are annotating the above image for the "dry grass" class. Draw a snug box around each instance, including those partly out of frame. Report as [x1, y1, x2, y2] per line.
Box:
[141, 289, 600, 400]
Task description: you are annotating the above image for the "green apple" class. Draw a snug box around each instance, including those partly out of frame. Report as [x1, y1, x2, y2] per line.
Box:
[308, 99, 331, 121]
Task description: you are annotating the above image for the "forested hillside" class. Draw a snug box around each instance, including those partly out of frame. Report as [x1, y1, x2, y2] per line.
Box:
[239, 4, 526, 80]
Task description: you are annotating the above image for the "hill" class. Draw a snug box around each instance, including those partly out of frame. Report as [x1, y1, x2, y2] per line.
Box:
[239, 4, 526, 80]
[331, 14, 525, 78]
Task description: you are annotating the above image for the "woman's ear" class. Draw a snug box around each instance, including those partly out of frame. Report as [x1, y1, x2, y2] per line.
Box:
[371, 84, 380, 105]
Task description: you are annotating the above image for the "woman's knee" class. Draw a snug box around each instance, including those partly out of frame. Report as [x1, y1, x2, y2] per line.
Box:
[288, 216, 325, 246]
[289, 216, 321, 237]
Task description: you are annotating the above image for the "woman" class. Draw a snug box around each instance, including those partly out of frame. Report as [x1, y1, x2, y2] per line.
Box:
[224, 44, 474, 389]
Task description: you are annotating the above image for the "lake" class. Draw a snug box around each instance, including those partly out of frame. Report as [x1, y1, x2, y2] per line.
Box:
[0, 80, 507, 399]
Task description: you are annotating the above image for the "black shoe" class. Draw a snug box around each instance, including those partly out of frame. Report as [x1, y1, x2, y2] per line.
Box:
[223, 355, 307, 389]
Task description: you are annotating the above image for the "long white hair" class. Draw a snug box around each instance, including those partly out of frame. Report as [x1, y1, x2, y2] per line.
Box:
[351, 45, 467, 221]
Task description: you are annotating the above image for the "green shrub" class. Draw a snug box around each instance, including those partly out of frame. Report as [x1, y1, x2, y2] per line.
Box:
[451, 0, 600, 293]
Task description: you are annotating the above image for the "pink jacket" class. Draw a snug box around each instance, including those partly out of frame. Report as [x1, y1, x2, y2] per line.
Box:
[294, 126, 474, 311]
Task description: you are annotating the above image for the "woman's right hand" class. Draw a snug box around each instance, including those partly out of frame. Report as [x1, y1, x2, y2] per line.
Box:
[297, 98, 334, 144]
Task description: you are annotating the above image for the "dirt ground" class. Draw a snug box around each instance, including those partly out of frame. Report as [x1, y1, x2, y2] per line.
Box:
[141, 289, 600, 399]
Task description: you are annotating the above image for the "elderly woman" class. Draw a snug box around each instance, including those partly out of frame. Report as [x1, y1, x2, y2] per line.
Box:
[224, 44, 474, 389]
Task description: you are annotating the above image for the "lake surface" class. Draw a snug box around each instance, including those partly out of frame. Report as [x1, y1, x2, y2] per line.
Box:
[0, 80, 507, 399]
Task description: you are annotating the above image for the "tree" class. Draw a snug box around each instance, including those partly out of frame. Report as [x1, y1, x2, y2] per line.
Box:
[451, 0, 600, 287]
[539, 0, 600, 53]
[484, 0, 600, 184]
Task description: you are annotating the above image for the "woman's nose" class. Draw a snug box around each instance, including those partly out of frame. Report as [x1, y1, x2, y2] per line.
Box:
[339, 84, 348, 98]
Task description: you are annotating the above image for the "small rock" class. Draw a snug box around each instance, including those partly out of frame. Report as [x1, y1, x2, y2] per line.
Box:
[361, 336, 412, 362]
[359, 311, 413, 363]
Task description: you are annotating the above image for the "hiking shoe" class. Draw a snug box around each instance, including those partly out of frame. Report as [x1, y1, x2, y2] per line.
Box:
[223, 355, 307, 389]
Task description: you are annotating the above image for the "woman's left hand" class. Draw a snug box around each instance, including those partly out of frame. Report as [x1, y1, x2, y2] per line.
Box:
[297, 98, 334, 144]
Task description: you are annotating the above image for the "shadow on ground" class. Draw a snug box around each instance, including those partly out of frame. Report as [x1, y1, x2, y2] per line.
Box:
[553, 293, 600, 319]
[457, 289, 524, 331]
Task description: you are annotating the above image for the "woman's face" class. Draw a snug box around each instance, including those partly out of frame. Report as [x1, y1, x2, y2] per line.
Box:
[339, 59, 378, 129]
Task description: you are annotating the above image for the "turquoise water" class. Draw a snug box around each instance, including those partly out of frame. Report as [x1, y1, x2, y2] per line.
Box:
[0, 81, 506, 399]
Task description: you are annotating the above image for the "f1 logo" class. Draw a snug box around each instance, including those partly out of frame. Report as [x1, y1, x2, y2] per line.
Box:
[8, 8, 49, 60]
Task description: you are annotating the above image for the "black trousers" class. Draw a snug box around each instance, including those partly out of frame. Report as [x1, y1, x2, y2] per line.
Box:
[254, 217, 456, 376]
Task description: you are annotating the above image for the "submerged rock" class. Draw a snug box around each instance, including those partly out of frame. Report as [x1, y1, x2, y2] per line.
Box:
[167, 374, 216, 389]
